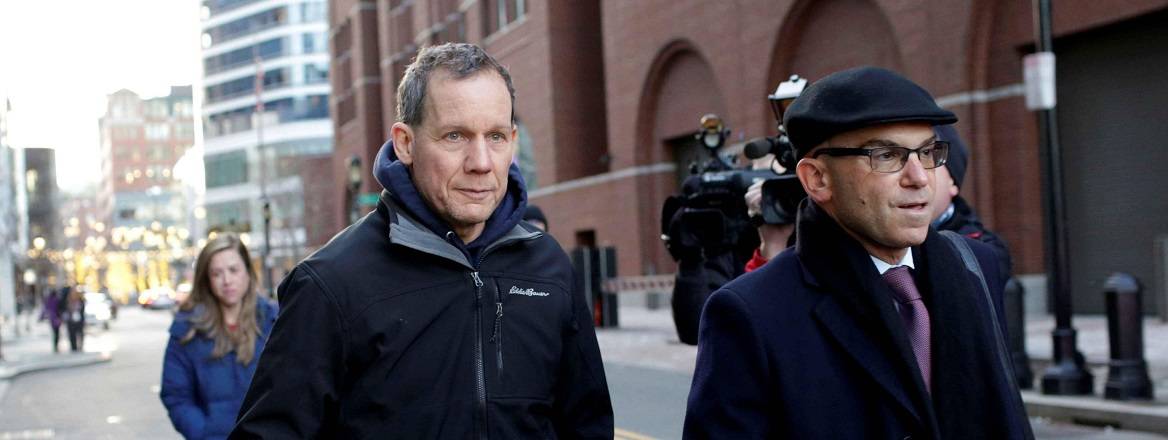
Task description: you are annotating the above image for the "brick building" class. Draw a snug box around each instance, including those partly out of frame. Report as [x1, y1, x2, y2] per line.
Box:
[98, 87, 195, 249]
[330, 0, 1168, 313]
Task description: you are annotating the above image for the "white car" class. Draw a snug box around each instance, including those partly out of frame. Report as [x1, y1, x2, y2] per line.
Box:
[176, 282, 192, 304]
[84, 291, 113, 330]
[139, 286, 178, 309]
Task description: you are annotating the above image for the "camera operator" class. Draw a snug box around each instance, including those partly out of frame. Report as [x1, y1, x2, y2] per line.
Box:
[662, 115, 764, 345]
[663, 77, 807, 345]
[738, 76, 808, 273]
[742, 158, 795, 272]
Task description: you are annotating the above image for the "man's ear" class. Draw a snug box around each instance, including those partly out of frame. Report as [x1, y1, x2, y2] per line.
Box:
[796, 157, 832, 204]
[390, 122, 414, 166]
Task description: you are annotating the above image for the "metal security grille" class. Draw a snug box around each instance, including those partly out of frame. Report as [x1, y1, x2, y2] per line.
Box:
[1056, 9, 1168, 314]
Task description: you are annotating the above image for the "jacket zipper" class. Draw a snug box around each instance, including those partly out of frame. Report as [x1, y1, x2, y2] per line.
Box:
[490, 287, 504, 378]
[477, 255, 505, 381]
[465, 235, 537, 440]
[471, 271, 488, 440]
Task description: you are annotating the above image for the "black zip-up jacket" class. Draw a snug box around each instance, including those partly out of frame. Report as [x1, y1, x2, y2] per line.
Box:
[937, 195, 1013, 277]
[230, 193, 613, 439]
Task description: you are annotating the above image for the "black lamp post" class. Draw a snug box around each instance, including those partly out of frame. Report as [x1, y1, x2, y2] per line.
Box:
[261, 198, 273, 298]
[347, 155, 363, 224]
[1033, 0, 1093, 395]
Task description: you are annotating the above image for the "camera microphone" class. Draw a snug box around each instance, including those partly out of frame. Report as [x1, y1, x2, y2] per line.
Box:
[743, 137, 776, 159]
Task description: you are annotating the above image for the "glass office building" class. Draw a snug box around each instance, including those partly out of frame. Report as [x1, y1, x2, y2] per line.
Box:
[199, 0, 332, 270]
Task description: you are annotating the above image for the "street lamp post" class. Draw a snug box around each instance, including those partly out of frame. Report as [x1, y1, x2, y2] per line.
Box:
[32, 237, 46, 299]
[8, 238, 46, 360]
[253, 48, 274, 299]
[262, 199, 273, 298]
[347, 155, 363, 224]
[1032, 0, 1093, 395]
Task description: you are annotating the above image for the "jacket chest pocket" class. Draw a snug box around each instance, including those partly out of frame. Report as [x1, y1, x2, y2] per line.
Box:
[486, 276, 569, 399]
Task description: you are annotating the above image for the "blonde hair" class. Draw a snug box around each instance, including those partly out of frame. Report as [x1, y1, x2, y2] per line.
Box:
[179, 233, 263, 364]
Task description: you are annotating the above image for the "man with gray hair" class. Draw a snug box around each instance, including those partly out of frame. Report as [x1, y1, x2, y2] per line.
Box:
[231, 42, 613, 439]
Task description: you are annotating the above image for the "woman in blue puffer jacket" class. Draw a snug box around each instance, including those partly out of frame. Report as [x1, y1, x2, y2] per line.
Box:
[160, 233, 277, 440]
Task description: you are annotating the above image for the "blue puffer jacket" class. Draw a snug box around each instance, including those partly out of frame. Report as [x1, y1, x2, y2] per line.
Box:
[161, 299, 277, 440]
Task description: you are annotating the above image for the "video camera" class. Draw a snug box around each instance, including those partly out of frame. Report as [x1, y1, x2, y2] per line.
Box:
[660, 75, 809, 261]
[660, 114, 773, 260]
[744, 74, 809, 226]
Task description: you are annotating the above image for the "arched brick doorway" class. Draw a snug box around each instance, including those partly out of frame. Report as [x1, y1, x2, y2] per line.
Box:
[769, 0, 905, 109]
[634, 41, 728, 274]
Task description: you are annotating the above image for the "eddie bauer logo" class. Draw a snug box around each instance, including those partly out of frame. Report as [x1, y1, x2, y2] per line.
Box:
[509, 286, 549, 297]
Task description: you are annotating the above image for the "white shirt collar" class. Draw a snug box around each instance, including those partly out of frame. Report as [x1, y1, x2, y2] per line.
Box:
[871, 249, 915, 275]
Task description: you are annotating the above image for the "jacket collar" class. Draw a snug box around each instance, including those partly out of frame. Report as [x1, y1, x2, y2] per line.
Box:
[371, 140, 530, 263]
[916, 227, 1028, 439]
[379, 191, 542, 270]
[938, 195, 982, 232]
[794, 200, 939, 434]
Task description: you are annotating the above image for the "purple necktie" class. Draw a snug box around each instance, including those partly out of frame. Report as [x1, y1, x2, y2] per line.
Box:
[883, 265, 931, 392]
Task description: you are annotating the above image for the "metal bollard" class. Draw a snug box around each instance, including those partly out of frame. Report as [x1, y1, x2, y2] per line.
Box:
[1004, 278, 1034, 389]
[573, 246, 620, 328]
[646, 292, 661, 310]
[598, 247, 619, 328]
[1103, 273, 1154, 400]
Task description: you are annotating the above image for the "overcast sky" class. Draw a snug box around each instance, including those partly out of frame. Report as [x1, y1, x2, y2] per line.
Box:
[0, 0, 203, 193]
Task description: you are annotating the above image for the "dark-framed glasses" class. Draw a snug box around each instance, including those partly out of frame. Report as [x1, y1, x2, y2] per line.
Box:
[810, 140, 950, 173]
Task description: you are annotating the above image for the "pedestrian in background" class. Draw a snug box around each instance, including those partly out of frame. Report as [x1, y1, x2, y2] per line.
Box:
[931, 123, 1013, 277]
[25, 290, 38, 333]
[160, 233, 277, 440]
[15, 288, 34, 335]
[39, 287, 63, 353]
[524, 204, 548, 231]
[63, 286, 85, 352]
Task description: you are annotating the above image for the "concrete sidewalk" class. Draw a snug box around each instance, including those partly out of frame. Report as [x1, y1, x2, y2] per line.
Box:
[1022, 315, 1168, 435]
[1023, 315, 1168, 390]
[0, 322, 112, 383]
[597, 305, 1168, 437]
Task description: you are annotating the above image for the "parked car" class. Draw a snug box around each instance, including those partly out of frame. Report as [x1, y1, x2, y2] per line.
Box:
[84, 291, 114, 330]
[175, 282, 192, 305]
[99, 287, 119, 319]
[139, 286, 178, 310]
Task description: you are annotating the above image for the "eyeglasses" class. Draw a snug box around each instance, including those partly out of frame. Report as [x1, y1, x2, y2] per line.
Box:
[811, 140, 950, 173]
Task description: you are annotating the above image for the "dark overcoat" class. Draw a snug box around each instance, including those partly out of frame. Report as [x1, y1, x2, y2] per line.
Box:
[684, 201, 1031, 439]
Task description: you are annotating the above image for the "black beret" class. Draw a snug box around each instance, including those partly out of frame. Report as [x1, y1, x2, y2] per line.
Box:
[783, 66, 957, 158]
[934, 124, 968, 188]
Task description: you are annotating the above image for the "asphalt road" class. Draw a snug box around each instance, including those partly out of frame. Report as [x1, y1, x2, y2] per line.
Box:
[599, 359, 1168, 440]
[1, 305, 1163, 439]
[0, 306, 180, 439]
[607, 362, 692, 439]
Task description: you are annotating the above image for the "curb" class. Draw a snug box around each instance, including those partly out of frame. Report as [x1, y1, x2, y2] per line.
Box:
[1022, 391, 1168, 436]
[0, 352, 113, 381]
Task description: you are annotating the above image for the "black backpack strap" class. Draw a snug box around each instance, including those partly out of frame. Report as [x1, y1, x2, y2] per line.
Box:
[939, 230, 1034, 439]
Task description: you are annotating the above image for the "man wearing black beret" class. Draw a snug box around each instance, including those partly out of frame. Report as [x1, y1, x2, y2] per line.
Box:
[684, 67, 1032, 439]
